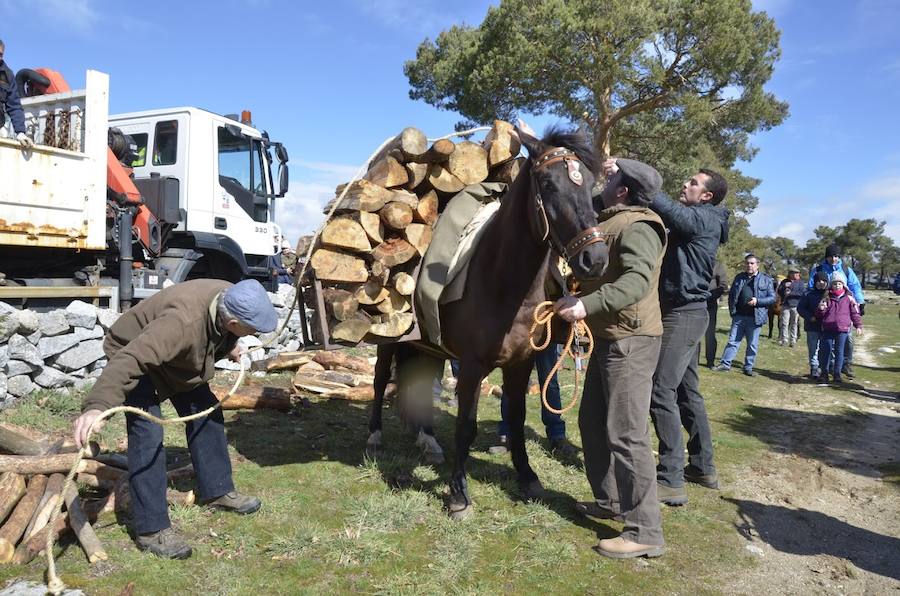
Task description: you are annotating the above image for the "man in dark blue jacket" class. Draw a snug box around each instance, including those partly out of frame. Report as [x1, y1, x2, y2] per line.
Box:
[713, 254, 776, 376]
[0, 39, 33, 149]
[646, 168, 730, 506]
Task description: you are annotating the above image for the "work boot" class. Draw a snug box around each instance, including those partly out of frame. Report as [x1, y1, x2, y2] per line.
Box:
[711, 364, 730, 372]
[575, 501, 623, 521]
[808, 367, 820, 379]
[743, 369, 757, 377]
[657, 483, 688, 506]
[817, 373, 830, 385]
[201, 491, 261, 514]
[684, 465, 719, 489]
[488, 435, 509, 455]
[549, 437, 578, 459]
[595, 536, 665, 559]
[842, 364, 854, 379]
[135, 527, 192, 560]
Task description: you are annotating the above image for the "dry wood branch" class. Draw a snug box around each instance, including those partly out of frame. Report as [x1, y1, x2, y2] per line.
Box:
[63, 485, 107, 563]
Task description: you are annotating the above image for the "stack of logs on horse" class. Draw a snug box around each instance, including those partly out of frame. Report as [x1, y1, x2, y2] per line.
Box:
[309, 120, 522, 346]
[0, 422, 193, 566]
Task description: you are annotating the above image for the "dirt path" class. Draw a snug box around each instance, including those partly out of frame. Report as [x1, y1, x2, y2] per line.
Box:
[724, 330, 900, 594]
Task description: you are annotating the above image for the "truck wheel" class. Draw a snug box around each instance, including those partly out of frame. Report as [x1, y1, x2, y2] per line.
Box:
[187, 256, 242, 283]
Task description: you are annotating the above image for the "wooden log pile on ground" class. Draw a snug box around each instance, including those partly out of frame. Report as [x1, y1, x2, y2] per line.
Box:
[309, 120, 524, 346]
[251, 349, 383, 401]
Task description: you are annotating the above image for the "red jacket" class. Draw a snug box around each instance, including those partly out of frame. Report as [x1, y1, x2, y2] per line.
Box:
[818, 291, 862, 333]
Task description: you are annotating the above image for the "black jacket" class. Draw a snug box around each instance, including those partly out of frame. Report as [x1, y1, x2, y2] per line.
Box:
[0, 62, 26, 135]
[797, 288, 826, 332]
[650, 194, 729, 308]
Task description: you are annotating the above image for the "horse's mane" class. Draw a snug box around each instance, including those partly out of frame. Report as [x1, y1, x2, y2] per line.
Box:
[541, 126, 600, 175]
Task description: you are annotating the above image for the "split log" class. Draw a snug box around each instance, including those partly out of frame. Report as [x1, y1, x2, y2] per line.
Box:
[319, 385, 375, 401]
[369, 260, 388, 281]
[354, 278, 389, 305]
[371, 127, 428, 164]
[0, 473, 25, 523]
[380, 202, 414, 230]
[330, 180, 393, 212]
[392, 272, 416, 296]
[310, 249, 369, 283]
[0, 474, 48, 562]
[259, 351, 314, 372]
[482, 119, 521, 166]
[354, 211, 383, 245]
[446, 140, 489, 185]
[330, 318, 371, 344]
[488, 157, 524, 186]
[413, 190, 438, 225]
[323, 289, 359, 322]
[369, 312, 415, 338]
[24, 473, 65, 541]
[311, 351, 374, 374]
[0, 424, 49, 456]
[218, 386, 292, 411]
[292, 370, 372, 389]
[63, 485, 107, 563]
[372, 238, 418, 267]
[386, 188, 420, 208]
[297, 360, 326, 373]
[321, 218, 371, 253]
[12, 511, 68, 565]
[365, 156, 408, 188]
[292, 376, 355, 394]
[404, 223, 433, 256]
[403, 162, 429, 191]
[427, 164, 465, 194]
[377, 289, 411, 314]
[408, 138, 455, 164]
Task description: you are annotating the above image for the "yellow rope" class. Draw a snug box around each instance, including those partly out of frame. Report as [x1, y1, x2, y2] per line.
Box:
[528, 301, 593, 416]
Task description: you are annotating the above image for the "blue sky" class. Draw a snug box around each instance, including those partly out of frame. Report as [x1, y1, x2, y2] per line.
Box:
[3, 0, 898, 247]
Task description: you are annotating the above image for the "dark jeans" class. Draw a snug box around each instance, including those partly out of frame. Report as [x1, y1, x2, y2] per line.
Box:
[702, 301, 719, 367]
[650, 307, 716, 488]
[581, 335, 663, 546]
[126, 376, 234, 535]
[819, 331, 848, 379]
[498, 345, 565, 441]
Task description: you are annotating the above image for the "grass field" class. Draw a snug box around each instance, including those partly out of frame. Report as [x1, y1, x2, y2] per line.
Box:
[0, 297, 897, 595]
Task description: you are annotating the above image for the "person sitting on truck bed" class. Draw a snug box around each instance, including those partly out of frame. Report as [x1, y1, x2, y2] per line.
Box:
[0, 39, 33, 149]
[73, 279, 278, 560]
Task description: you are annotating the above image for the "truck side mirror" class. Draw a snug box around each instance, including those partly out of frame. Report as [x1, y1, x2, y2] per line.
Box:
[278, 163, 289, 197]
[276, 144, 289, 163]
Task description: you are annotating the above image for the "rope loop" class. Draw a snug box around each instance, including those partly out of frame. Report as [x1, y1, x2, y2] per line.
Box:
[528, 301, 593, 416]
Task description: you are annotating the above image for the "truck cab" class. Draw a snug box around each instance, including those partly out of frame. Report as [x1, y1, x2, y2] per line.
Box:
[109, 107, 289, 283]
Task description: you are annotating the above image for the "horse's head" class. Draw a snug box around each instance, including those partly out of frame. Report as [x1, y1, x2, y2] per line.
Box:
[517, 126, 608, 280]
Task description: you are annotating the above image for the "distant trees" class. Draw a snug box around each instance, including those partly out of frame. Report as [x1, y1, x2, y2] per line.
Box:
[788, 219, 897, 287]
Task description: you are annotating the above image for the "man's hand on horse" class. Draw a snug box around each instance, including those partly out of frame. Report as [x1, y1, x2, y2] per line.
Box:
[74, 409, 105, 450]
[553, 296, 587, 322]
[601, 158, 619, 179]
[515, 118, 537, 139]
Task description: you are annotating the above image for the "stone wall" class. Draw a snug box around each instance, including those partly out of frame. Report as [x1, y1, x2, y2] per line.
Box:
[0, 283, 309, 404]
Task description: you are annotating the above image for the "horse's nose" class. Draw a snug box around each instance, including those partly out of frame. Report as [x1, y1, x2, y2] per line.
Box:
[569, 242, 608, 281]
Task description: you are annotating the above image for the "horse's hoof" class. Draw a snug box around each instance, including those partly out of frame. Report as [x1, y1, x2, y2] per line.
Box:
[415, 430, 445, 465]
[520, 479, 546, 501]
[449, 504, 474, 521]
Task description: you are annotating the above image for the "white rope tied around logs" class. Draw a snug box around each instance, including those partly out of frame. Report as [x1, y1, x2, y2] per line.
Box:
[45, 126, 490, 593]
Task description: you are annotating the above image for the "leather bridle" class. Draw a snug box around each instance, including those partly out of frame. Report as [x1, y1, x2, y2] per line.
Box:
[530, 147, 606, 261]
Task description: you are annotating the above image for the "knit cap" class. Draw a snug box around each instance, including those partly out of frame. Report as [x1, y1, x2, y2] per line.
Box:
[814, 270, 829, 285]
[829, 270, 847, 287]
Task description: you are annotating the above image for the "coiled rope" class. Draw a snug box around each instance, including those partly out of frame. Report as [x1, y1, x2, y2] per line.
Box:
[528, 301, 593, 415]
[46, 125, 493, 594]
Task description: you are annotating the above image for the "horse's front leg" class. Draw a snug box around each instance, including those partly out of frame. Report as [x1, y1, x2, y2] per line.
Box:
[366, 344, 396, 457]
[503, 359, 545, 500]
[448, 359, 484, 520]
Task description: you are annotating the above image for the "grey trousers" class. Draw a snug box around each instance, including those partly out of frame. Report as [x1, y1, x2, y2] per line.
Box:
[580, 334, 664, 546]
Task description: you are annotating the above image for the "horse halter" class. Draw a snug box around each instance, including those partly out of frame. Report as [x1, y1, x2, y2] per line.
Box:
[530, 147, 607, 261]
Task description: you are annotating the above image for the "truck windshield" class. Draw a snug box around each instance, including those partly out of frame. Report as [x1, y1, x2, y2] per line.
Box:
[217, 127, 268, 223]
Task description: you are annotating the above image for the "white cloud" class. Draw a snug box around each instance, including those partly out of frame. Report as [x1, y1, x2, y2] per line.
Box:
[861, 176, 900, 201]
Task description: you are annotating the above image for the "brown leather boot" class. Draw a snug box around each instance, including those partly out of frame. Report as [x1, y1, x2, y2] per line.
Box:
[595, 536, 665, 559]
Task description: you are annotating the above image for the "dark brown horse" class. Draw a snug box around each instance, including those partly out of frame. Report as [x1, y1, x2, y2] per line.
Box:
[368, 127, 607, 519]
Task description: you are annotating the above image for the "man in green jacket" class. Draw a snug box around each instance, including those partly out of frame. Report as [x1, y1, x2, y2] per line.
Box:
[554, 158, 667, 559]
[74, 279, 278, 559]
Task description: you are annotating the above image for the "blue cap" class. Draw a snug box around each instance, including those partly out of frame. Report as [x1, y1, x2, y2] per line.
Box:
[222, 280, 278, 333]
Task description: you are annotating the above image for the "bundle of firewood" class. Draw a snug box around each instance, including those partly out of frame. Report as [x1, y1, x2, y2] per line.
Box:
[252, 349, 381, 401]
[308, 120, 524, 346]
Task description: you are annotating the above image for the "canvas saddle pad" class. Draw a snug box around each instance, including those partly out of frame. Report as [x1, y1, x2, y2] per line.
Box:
[415, 182, 507, 349]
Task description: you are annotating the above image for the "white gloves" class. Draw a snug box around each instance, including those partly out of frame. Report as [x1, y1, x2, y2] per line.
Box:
[16, 132, 33, 149]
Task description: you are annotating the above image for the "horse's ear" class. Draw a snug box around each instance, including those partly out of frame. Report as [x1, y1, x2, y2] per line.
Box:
[515, 126, 544, 159]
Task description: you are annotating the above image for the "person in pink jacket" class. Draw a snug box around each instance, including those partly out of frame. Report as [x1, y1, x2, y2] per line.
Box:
[817, 271, 862, 384]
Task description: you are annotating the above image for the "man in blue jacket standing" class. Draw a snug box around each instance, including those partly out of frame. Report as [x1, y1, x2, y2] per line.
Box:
[0, 39, 33, 148]
[807, 244, 865, 378]
[713, 254, 775, 376]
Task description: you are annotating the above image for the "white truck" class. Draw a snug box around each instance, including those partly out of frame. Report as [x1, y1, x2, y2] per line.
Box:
[0, 69, 290, 310]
